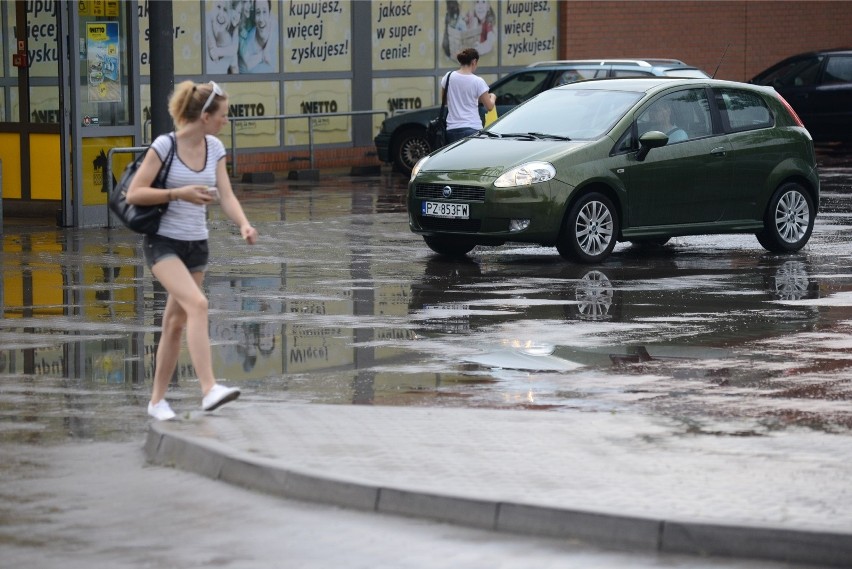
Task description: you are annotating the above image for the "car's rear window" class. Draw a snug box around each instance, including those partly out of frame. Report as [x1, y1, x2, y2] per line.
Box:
[491, 89, 643, 139]
[824, 56, 852, 84]
[716, 88, 774, 132]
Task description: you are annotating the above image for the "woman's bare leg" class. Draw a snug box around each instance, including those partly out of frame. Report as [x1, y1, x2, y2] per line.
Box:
[150, 257, 216, 402]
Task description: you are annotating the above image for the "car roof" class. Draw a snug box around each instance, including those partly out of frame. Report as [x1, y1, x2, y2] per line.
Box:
[528, 58, 690, 68]
[555, 76, 777, 95]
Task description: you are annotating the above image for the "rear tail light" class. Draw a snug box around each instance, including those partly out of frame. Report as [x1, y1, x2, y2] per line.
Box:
[775, 93, 805, 127]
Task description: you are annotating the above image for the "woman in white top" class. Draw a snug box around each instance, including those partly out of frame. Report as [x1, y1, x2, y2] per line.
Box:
[442, 47, 496, 144]
[127, 80, 258, 420]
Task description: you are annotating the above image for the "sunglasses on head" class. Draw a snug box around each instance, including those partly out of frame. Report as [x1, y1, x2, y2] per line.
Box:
[201, 81, 223, 114]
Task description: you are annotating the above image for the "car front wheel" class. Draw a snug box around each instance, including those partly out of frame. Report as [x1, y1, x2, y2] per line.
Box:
[393, 127, 431, 174]
[557, 192, 619, 263]
[423, 236, 476, 258]
[755, 182, 815, 252]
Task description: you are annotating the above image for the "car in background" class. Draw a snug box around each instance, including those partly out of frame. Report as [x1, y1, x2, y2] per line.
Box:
[750, 48, 852, 143]
[407, 77, 819, 263]
[375, 59, 709, 174]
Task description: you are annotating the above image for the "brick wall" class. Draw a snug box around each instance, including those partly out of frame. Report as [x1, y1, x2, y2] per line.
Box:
[559, 1, 852, 81]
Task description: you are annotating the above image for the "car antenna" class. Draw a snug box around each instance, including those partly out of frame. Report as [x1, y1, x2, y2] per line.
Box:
[712, 43, 731, 78]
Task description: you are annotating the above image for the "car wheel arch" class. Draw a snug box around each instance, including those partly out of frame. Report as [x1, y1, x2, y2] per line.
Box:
[559, 183, 625, 241]
[391, 125, 431, 174]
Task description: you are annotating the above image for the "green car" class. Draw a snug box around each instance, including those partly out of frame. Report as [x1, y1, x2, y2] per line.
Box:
[408, 78, 820, 263]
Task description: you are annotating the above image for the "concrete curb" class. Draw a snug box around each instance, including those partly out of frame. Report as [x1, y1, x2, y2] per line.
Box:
[145, 422, 852, 567]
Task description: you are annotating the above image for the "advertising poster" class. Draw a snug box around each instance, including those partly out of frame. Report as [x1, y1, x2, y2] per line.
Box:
[283, 0, 351, 73]
[82, 136, 133, 206]
[206, 0, 278, 74]
[7, 0, 60, 78]
[438, 0, 498, 67]
[371, 0, 435, 71]
[138, 0, 201, 76]
[220, 82, 281, 148]
[371, 76, 435, 134]
[284, 79, 351, 145]
[11, 87, 61, 124]
[500, 0, 557, 66]
[87, 22, 121, 103]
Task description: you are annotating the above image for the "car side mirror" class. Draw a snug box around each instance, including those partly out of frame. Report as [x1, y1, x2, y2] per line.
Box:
[636, 131, 669, 161]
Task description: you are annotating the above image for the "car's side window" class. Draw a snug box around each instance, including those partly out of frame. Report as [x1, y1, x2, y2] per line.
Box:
[491, 71, 551, 105]
[764, 56, 823, 87]
[715, 88, 774, 133]
[823, 56, 852, 84]
[636, 89, 712, 144]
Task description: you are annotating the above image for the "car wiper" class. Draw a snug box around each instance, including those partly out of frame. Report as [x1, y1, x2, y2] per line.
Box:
[476, 130, 503, 138]
[499, 132, 538, 140]
[527, 132, 572, 141]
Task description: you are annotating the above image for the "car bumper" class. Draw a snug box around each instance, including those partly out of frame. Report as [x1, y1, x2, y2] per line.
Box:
[407, 179, 569, 244]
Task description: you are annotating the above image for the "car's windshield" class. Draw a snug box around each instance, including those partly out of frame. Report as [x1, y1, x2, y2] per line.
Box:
[490, 89, 643, 140]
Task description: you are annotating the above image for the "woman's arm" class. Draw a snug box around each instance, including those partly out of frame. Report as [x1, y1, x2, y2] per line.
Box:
[125, 149, 171, 206]
[478, 91, 496, 112]
[215, 159, 258, 244]
[126, 144, 212, 206]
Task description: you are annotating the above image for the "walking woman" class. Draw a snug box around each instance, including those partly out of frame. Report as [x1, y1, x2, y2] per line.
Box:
[442, 47, 496, 144]
[127, 80, 258, 420]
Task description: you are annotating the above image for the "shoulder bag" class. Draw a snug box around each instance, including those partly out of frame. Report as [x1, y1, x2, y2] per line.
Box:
[426, 72, 452, 150]
[109, 134, 176, 235]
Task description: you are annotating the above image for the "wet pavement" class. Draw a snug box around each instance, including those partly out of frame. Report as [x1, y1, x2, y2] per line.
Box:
[3, 148, 852, 566]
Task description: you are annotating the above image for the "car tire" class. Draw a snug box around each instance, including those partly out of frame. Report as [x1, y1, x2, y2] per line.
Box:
[557, 192, 619, 263]
[755, 182, 815, 253]
[393, 127, 431, 175]
[423, 236, 476, 258]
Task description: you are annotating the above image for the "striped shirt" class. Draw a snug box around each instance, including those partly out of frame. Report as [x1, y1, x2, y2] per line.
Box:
[150, 133, 226, 241]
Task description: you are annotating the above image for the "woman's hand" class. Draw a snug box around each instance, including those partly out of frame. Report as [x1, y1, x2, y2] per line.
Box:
[175, 185, 218, 205]
[241, 223, 258, 244]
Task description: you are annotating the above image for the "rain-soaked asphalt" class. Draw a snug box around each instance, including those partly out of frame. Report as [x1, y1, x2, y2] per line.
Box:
[2, 146, 852, 567]
[3, 149, 852, 443]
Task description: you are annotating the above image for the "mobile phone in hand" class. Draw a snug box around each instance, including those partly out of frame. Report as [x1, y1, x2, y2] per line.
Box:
[206, 187, 219, 201]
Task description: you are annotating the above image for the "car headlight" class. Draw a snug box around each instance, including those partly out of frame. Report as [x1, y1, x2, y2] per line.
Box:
[494, 162, 556, 188]
[410, 156, 429, 182]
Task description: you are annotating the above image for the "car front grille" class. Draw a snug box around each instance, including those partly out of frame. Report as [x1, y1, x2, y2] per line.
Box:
[414, 184, 486, 202]
[417, 216, 482, 232]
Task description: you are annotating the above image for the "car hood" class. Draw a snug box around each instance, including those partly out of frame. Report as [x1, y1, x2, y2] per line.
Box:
[422, 137, 594, 177]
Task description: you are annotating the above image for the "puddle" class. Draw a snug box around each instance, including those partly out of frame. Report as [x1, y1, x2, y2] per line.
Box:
[3, 165, 852, 441]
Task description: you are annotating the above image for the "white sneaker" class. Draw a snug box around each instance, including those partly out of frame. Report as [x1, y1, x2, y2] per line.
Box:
[148, 400, 176, 421]
[202, 384, 241, 412]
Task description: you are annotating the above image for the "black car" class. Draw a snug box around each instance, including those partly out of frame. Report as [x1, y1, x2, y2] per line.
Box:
[375, 59, 709, 174]
[751, 48, 852, 143]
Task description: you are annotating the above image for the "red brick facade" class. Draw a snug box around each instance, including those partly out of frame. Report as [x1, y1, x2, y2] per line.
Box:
[559, 1, 852, 82]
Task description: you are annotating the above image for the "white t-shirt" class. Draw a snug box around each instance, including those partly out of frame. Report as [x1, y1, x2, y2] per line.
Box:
[441, 71, 489, 131]
[150, 133, 226, 241]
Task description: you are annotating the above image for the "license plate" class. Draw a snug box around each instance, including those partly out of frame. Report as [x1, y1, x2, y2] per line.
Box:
[422, 201, 469, 219]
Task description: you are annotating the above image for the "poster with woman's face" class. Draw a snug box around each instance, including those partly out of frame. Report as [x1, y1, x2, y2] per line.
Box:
[440, 0, 497, 67]
[205, 0, 279, 74]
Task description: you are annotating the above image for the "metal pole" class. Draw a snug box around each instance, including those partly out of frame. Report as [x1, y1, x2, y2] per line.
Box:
[149, 1, 175, 137]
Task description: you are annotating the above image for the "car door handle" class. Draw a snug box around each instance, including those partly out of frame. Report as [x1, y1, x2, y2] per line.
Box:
[711, 147, 727, 157]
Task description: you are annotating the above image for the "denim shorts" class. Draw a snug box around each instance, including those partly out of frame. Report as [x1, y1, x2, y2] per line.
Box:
[446, 127, 479, 144]
[143, 234, 209, 272]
